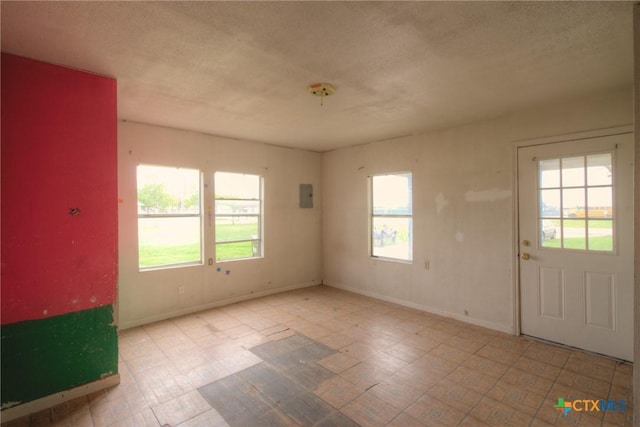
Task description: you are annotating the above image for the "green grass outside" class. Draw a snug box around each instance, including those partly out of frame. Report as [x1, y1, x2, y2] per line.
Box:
[139, 241, 256, 267]
[543, 236, 613, 251]
[139, 243, 201, 268]
[215, 223, 259, 261]
[215, 222, 258, 241]
[139, 223, 259, 267]
[542, 219, 613, 251]
[216, 242, 255, 260]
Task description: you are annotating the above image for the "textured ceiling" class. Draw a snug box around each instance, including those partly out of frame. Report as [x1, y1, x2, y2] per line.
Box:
[1, 2, 634, 152]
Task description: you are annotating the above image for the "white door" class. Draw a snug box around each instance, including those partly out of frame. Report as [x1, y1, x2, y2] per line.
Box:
[518, 131, 634, 361]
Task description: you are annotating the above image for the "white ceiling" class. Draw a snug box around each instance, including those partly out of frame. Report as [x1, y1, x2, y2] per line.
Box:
[1, 1, 634, 152]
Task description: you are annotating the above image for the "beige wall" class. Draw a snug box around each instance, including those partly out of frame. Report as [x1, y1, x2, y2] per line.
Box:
[117, 86, 632, 336]
[118, 122, 323, 329]
[322, 87, 633, 333]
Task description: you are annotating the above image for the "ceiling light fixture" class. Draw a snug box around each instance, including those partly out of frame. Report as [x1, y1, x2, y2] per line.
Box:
[307, 83, 335, 106]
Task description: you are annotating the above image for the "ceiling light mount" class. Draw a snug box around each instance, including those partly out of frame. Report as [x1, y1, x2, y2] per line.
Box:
[307, 83, 335, 106]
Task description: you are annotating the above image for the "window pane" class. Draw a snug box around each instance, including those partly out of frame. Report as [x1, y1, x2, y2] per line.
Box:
[215, 200, 260, 214]
[587, 153, 612, 186]
[137, 165, 202, 270]
[216, 216, 259, 242]
[138, 217, 201, 268]
[215, 172, 260, 199]
[217, 241, 259, 261]
[372, 173, 412, 215]
[372, 217, 412, 260]
[562, 188, 584, 218]
[137, 165, 200, 214]
[587, 187, 612, 218]
[539, 189, 561, 218]
[563, 219, 586, 250]
[588, 220, 613, 252]
[539, 159, 560, 188]
[562, 157, 584, 187]
[540, 219, 559, 248]
[214, 172, 262, 261]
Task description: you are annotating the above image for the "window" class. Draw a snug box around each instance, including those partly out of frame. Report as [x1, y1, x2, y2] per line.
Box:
[371, 172, 413, 261]
[215, 172, 262, 261]
[538, 152, 614, 252]
[137, 165, 202, 269]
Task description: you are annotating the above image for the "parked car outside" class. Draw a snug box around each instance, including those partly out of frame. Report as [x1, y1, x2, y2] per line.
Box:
[541, 220, 557, 241]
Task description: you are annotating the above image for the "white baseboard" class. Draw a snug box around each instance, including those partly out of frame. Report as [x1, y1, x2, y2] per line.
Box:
[0, 374, 120, 423]
[324, 281, 514, 335]
[120, 280, 319, 330]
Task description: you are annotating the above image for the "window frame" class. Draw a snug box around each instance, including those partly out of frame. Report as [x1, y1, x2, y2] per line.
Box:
[137, 164, 203, 271]
[214, 171, 264, 262]
[370, 172, 413, 263]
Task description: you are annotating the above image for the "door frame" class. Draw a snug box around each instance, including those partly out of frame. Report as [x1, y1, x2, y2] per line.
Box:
[511, 125, 633, 338]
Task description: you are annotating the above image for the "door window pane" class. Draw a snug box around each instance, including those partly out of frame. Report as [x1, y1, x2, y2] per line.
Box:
[563, 220, 586, 250]
[587, 187, 612, 218]
[587, 153, 612, 186]
[588, 220, 613, 251]
[539, 159, 560, 188]
[540, 220, 559, 248]
[539, 189, 561, 218]
[562, 157, 585, 187]
[562, 188, 584, 218]
[537, 152, 614, 253]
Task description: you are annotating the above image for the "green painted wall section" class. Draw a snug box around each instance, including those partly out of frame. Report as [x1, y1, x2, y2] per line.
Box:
[1, 305, 118, 408]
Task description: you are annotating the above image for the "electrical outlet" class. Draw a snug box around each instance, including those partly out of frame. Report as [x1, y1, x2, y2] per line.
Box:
[178, 286, 185, 295]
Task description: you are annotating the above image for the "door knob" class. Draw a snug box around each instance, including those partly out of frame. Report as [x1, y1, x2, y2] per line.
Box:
[521, 252, 530, 260]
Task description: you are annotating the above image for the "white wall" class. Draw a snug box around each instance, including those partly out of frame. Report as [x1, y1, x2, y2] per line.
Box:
[322, 87, 633, 333]
[118, 122, 323, 329]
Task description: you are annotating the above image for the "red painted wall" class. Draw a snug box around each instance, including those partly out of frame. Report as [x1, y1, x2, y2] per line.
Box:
[1, 53, 118, 324]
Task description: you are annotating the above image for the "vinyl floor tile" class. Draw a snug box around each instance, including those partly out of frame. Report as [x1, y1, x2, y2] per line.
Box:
[3, 286, 633, 427]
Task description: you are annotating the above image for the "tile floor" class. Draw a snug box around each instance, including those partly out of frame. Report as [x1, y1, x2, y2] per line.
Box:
[2, 285, 633, 427]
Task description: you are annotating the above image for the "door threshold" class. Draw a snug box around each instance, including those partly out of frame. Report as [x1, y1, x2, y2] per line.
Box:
[520, 334, 632, 365]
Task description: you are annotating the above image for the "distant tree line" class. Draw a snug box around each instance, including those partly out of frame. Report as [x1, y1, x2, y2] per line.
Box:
[138, 184, 198, 212]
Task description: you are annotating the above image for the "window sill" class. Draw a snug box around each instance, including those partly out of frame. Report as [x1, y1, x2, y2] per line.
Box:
[215, 256, 264, 264]
[139, 261, 203, 272]
[370, 256, 413, 265]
